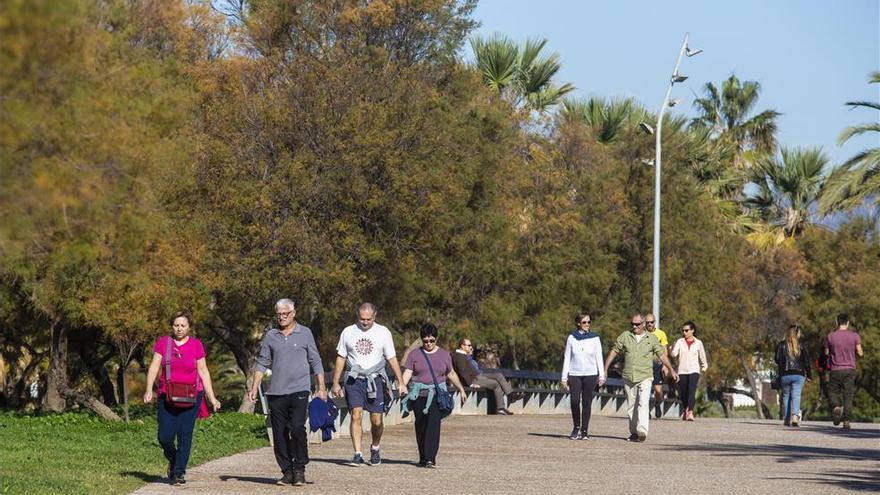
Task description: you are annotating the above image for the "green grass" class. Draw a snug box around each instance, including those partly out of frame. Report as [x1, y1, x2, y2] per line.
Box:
[0, 407, 268, 495]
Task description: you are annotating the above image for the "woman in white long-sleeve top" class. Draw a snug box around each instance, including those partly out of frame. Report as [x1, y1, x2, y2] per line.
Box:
[560, 312, 605, 440]
[669, 320, 708, 421]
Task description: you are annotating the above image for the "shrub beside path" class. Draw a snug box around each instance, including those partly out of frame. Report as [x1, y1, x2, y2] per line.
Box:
[132, 414, 879, 495]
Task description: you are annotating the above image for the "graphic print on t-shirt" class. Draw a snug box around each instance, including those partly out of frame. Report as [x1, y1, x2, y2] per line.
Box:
[355, 338, 374, 356]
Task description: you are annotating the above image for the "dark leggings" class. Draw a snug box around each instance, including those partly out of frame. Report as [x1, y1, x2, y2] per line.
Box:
[568, 375, 598, 433]
[679, 373, 700, 411]
[411, 395, 442, 464]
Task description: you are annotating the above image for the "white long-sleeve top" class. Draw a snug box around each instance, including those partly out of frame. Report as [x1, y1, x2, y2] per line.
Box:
[670, 337, 708, 374]
[561, 333, 605, 380]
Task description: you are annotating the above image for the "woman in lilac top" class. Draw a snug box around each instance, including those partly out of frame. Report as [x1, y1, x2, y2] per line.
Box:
[402, 323, 466, 468]
[144, 311, 221, 485]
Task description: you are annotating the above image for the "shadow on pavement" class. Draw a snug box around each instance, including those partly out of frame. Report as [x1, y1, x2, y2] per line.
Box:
[662, 441, 878, 463]
[527, 432, 621, 441]
[768, 469, 880, 492]
[119, 471, 160, 483]
[738, 421, 880, 440]
[218, 475, 277, 485]
[310, 457, 420, 467]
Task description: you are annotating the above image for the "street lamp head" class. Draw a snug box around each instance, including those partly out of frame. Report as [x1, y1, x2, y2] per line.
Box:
[639, 122, 654, 135]
[685, 46, 703, 57]
[671, 72, 688, 84]
[668, 99, 682, 107]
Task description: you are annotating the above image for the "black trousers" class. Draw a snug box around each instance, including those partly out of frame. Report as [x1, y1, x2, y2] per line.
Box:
[568, 375, 598, 433]
[411, 395, 442, 464]
[678, 373, 700, 411]
[267, 391, 310, 474]
[828, 369, 856, 421]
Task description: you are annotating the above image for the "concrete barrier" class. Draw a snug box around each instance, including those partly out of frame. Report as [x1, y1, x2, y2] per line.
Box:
[303, 385, 681, 443]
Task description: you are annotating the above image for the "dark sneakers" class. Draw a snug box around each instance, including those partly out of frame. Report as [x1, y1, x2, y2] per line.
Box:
[292, 470, 306, 486]
[172, 474, 186, 486]
[654, 404, 662, 419]
[579, 429, 591, 440]
[626, 431, 647, 442]
[569, 427, 581, 440]
[832, 406, 843, 426]
[370, 447, 381, 466]
[277, 471, 294, 485]
[349, 453, 366, 466]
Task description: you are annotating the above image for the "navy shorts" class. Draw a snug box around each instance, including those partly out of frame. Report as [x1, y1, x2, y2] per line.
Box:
[652, 362, 664, 386]
[344, 376, 386, 414]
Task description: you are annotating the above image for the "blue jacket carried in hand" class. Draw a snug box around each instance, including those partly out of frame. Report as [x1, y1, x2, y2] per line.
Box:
[308, 397, 338, 442]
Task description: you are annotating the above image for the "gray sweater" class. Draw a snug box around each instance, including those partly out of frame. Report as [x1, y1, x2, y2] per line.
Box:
[255, 324, 324, 395]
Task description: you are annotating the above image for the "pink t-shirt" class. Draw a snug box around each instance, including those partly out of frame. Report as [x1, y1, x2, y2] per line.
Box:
[153, 335, 206, 395]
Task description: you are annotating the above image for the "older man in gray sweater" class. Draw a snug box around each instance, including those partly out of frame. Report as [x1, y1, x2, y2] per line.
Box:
[248, 299, 326, 487]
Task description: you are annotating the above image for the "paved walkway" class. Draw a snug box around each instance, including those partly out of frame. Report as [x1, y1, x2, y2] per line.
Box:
[132, 415, 879, 495]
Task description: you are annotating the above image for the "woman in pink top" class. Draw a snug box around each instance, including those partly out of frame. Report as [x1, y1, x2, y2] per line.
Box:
[669, 321, 708, 421]
[144, 311, 221, 486]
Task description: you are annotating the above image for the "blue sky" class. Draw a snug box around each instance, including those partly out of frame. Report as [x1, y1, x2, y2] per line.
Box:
[471, 0, 880, 167]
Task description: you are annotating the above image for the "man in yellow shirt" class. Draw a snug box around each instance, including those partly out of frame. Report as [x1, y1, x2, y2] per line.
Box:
[646, 314, 668, 418]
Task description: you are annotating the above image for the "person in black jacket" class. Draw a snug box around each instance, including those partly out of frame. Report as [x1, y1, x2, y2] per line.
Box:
[775, 325, 812, 427]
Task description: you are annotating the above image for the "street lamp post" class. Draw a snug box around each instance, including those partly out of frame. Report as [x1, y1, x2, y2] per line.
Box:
[652, 33, 701, 329]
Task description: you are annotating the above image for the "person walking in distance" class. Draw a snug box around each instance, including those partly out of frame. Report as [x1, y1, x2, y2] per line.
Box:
[603, 313, 678, 442]
[645, 314, 669, 418]
[560, 312, 605, 440]
[825, 314, 863, 429]
[332, 303, 407, 466]
[774, 324, 811, 427]
[248, 299, 326, 487]
[669, 321, 708, 422]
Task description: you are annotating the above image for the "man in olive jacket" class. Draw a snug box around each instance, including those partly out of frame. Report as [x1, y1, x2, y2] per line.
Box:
[603, 314, 678, 442]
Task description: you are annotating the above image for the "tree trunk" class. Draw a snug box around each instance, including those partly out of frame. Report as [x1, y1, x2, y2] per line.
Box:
[739, 356, 771, 419]
[79, 341, 117, 406]
[58, 382, 122, 421]
[238, 364, 257, 414]
[44, 318, 67, 412]
[205, 314, 260, 413]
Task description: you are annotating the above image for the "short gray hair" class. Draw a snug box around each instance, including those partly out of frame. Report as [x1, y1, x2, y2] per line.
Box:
[358, 302, 378, 317]
[275, 298, 296, 311]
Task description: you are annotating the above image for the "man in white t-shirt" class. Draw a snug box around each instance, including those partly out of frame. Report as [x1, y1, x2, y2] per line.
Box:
[331, 303, 407, 466]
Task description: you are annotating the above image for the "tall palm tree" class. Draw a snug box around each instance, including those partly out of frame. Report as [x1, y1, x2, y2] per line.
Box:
[470, 34, 574, 113]
[745, 146, 829, 240]
[820, 71, 880, 213]
[691, 73, 781, 168]
[558, 96, 649, 143]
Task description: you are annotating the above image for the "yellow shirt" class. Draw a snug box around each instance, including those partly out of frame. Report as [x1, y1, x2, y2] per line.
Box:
[649, 328, 668, 347]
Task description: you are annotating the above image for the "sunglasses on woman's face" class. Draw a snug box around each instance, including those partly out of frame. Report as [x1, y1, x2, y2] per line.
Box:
[422, 338, 436, 343]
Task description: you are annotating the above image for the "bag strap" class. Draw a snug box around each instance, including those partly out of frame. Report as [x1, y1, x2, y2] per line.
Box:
[163, 336, 200, 388]
[419, 348, 441, 389]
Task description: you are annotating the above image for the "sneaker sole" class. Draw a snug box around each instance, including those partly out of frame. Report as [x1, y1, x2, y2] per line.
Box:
[832, 407, 842, 425]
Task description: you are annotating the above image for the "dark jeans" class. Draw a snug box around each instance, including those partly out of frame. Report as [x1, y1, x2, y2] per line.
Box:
[678, 373, 700, 412]
[411, 395, 442, 464]
[567, 375, 598, 433]
[157, 392, 202, 477]
[267, 391, 310, 474]
[828, 369, 856, 421]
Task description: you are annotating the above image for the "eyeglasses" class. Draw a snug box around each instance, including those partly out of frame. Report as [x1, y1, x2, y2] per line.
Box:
[631, 322, 644, 327]
[682, 328, 693, 333]
[645, 321, 655, 325]
[276, 311, 293, 318]
[579, 320, 591, 325]
[422, 338, 436, 343]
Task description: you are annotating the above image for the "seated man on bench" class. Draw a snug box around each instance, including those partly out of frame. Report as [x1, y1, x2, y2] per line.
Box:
[452, 338, 519, 415]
